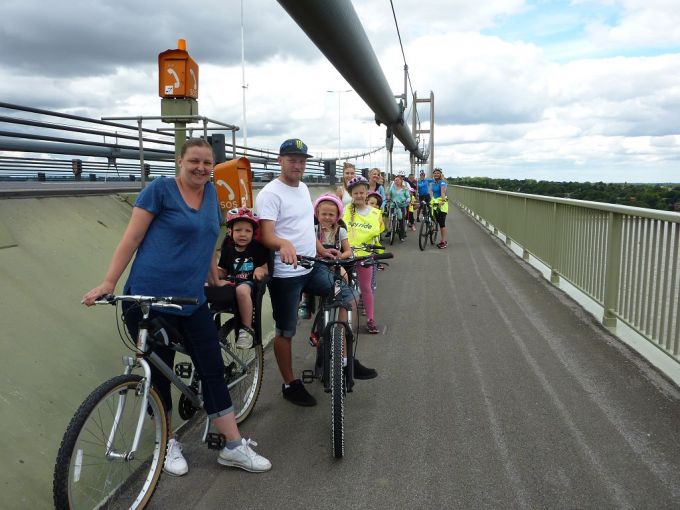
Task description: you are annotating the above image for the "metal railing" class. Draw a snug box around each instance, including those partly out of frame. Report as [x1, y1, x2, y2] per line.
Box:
[0, 102, 331, 184]
[453, 185, 680, 363]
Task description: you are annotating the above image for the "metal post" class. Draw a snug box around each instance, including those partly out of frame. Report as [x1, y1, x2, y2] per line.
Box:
[240, 0, 248, 152]
[549, 202, 561, 284]
[429, 91, 435, 174]
[175, 122, 186, 175]
[137, 117, 146, 188]
[602, 212, 623, 329]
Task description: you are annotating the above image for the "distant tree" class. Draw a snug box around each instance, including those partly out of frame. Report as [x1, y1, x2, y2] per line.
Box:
[448, 177, 678, 212]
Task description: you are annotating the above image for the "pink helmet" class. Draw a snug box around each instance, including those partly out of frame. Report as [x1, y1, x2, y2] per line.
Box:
[313, 192, 344, 218]
[226, 207, 259, 229]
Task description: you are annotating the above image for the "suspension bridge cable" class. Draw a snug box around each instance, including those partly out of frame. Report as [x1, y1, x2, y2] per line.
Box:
[389, 0, 420, 128]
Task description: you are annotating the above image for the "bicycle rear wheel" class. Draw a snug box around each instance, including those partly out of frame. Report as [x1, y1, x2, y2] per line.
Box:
[418, 219, 429, 251]
[219, 320, 264, 423]
[53, 374, 167, 510]
[330, 323, 345, 458]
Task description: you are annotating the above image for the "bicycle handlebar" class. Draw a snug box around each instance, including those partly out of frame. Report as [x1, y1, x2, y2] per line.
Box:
[94, 294, 199, 307]
[297, 252, 393, 269]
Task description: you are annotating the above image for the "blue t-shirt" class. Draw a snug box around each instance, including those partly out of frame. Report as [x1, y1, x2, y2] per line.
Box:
[417, 178, 433, 196]
[431, 179, 447, 199]
[125, 177, 221, 316]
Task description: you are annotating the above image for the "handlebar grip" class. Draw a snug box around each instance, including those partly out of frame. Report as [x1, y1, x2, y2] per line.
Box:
[372, 253, 394, 260]
[167, 297, 199, 305]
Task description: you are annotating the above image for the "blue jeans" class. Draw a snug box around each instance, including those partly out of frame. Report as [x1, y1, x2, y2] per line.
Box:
[268, 264, 357, 337]
[122, 302, 234, 419]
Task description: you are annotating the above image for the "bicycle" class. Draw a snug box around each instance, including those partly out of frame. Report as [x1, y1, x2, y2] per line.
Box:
[298, 252, 392, 458]
[53, 290, 265, 509]
[418, 199, 441, 251]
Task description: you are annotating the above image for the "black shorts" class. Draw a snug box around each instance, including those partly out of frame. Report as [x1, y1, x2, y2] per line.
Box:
[435, 211, 447, 228]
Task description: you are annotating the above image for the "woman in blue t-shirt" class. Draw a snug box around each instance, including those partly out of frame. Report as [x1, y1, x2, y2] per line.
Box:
[82, 139, 271, 476]
[431, 168, 449, 249]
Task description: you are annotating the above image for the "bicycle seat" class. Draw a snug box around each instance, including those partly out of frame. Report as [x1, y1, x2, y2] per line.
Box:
[205, 285, 237, 314]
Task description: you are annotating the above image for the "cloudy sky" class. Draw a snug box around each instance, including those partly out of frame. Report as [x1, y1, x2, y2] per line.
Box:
[1, 0, 679, 182]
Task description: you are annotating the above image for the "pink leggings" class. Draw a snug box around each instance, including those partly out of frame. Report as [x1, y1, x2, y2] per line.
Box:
[356, 264, 375, 321]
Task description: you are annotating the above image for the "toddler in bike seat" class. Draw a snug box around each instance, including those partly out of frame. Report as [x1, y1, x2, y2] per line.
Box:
[217, 208, 269, 349]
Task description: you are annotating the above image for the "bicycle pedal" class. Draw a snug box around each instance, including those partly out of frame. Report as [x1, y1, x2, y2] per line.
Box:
[174, 362, 193, 379]
[301, 369, 316, 384]
[205, 433, 225, 450]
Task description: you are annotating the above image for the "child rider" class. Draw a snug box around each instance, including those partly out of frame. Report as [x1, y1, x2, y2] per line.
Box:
[218, 208, 269, 349]
[342, 176, 384, 334]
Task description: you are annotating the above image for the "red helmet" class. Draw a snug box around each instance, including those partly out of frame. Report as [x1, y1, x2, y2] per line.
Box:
[226, 207, 259, 229]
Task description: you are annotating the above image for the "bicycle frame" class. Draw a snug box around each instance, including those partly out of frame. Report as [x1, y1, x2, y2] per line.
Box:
[320, 269, 355, 389]
[107, 302, 205, 460]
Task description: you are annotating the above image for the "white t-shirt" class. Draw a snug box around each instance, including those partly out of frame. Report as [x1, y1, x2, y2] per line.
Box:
[256, 178, 316, 278]
[341, 188, 352, 206]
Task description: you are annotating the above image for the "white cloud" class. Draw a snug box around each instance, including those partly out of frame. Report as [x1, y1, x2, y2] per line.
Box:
[1, 0, 679, 183]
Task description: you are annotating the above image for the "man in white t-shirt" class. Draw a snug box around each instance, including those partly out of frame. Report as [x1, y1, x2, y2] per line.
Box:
[257, 139, 377, 407]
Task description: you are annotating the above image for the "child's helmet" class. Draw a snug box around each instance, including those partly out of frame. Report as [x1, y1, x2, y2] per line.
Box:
[313, 192, 344, 219]
[226, 207, 259, 229]
[367, 191, 383, 207]
[346, 175, 369, 192]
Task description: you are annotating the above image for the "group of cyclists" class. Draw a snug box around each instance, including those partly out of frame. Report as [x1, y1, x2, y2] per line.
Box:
[335, 161, 449, 249]
[82, 137, 450, 480]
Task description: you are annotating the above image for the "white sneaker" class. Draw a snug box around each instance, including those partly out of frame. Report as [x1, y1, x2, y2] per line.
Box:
[164, 438, 188, 476]
[236, 328, 254, 349]
[217, 438, 272, 472]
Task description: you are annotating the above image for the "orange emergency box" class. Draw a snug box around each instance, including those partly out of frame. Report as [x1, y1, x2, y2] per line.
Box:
[158, 39, 199, 99]
[214, 157, 253, 212]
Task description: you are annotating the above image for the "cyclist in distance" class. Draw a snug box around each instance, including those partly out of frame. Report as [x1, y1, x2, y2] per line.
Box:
[367, 168, 386, 210]
[82, 138, 271, 476]
[334, 161, 356, 206]
[387, 174, 410, 242]
[417, 169, 433, 210]
[256, 139, 377, 407]
[431, 167, 449, 249]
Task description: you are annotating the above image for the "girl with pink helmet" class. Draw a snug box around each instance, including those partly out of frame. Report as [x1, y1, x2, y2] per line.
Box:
[312, 193, 352, 259]
[297, 193, 353, 320]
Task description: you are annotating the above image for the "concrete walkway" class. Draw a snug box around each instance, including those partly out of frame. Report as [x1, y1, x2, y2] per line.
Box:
[149, 206, 680, 509]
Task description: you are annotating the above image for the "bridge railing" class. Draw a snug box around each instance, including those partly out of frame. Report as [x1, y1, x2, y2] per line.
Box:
[452, 185, 680, 364]
[0, 102, 332, 183]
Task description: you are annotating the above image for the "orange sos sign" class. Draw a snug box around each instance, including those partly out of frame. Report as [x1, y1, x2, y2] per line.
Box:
[214, 157, 253, 212]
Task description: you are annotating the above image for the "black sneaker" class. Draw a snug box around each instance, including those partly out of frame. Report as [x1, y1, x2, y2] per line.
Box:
[282, 379, 317, 406]
[353, 359, 378, 380]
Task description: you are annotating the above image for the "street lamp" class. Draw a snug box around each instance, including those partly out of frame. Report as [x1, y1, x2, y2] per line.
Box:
[327, 89, 352, 160]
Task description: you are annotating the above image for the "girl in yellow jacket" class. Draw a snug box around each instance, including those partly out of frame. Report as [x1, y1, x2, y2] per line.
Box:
[342, 176, 384, 334]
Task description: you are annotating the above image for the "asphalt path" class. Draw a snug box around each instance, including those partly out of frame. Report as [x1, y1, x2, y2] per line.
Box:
[149, 206, 680, 509]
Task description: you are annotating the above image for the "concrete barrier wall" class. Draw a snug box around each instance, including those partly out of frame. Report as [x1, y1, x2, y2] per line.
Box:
[0, 183, 333, 508]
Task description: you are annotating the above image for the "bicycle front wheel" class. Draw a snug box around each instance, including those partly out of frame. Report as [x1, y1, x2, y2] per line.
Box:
[389, 214, 397, 246]
[418, 219, 429, 251]
[219, 320, 264, 423]
[53, 374, 167, 510]
[330, 324, 345, 458]
[430, 223, 439, 245]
